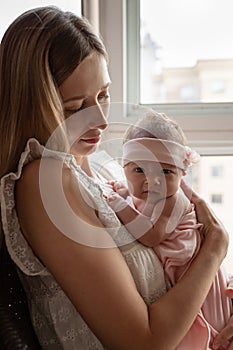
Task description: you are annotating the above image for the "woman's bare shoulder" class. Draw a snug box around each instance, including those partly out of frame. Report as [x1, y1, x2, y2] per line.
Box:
[16, 157, 63, 188]
[15, 157, 78, 237]
[16, 157, 77, 200]
[15, 157, 107, 243]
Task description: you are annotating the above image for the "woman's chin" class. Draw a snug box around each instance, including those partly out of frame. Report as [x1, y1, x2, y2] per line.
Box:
[70, 143, 98, 157]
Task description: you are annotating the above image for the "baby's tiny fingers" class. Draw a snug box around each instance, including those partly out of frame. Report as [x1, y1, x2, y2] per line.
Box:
[212, 316, 233, 349]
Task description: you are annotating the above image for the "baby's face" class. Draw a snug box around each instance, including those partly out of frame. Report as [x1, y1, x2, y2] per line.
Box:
[124, 160, 183, 203]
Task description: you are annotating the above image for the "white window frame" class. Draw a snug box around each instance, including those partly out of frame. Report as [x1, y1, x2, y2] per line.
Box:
[99, 0, 233, 155]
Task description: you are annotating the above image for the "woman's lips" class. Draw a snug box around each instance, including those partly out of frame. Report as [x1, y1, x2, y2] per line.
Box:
[81, 136, 101, 144]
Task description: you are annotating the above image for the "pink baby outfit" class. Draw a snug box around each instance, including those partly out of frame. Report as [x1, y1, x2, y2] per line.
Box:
[153, 189, 232, 350]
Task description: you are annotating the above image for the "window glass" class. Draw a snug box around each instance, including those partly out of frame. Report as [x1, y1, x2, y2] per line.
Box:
[211, 165, 223, 177]
[0, 0, 82, 40]
[140, 0, 233, 104]
[190, 155, 233, 273]
[211, 194, 223, 204]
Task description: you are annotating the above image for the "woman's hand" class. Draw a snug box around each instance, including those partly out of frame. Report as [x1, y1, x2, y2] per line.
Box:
[212, 315, 233, 349]
[181, 180, 229, 261]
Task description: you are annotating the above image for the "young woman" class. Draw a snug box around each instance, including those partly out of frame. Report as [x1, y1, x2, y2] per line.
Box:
[0, 6, 231, 349]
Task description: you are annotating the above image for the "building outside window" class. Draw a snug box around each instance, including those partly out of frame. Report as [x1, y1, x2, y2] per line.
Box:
[211, 165, 223, 177]
[211, 194, 223, 204]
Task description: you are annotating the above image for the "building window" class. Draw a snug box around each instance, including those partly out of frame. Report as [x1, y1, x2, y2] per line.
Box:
[211, 165, 223, 177]
[211, 80, 225, 94]
[180, 85, 195, 102]
[211, 194, 223, 204]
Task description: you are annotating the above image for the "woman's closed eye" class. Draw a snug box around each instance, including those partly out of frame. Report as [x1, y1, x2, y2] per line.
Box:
[64, 92, 110, 117]
[64, 101, 87, 117]
[98, 92, 110, 103]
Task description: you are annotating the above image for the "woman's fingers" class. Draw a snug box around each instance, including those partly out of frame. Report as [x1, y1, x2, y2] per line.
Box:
[180, 180, 229, 255]
[181, 180, 220, 226]
[180, 179, 194, 202]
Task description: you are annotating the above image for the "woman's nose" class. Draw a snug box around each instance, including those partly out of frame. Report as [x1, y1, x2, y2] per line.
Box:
[89, 103, 108, 130]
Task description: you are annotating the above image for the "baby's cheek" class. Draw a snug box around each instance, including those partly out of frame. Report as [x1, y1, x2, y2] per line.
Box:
[127, 180, 135, 195]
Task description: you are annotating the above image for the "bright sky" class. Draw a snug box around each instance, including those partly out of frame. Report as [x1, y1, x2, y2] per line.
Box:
[141, 0, 233, 67]
[0, 0, 81, 40]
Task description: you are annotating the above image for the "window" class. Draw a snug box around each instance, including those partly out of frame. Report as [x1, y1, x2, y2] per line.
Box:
[189, 155, 233, 272]
[125, 0, 233, 153]
[139, 0, 233, 104]
[211, 80, 225, 95]
[211, 194, 223, 204]
[180, 85, 196, 102]
[211, 165, 223, 177]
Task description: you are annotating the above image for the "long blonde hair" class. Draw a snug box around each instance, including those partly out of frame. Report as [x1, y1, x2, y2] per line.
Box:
[0, 6, 107, 179]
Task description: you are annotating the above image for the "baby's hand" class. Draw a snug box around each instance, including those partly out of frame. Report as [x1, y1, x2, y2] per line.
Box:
[101, 182, 115, 198]
[106, 192, 129, 212]
[107, 180, 129, 199]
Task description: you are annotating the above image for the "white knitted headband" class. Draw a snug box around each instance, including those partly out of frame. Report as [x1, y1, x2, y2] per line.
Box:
[122, 138, 200, 171]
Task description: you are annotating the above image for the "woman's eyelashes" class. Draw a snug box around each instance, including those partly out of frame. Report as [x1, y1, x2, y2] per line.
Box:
[64, 92, 110, 117]
[64, 101, 87, 116]
[98, 92, 110, 102]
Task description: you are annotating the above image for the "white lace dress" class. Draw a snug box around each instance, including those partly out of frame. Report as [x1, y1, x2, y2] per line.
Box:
[0, 138, 167, 350]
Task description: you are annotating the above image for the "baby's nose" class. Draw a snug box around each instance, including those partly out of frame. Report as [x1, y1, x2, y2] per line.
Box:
[147, 174, 161, 185]
[153, 176, 161, 185]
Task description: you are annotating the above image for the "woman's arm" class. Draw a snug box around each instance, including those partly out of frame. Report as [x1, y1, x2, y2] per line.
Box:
[15, 160, 228, 350]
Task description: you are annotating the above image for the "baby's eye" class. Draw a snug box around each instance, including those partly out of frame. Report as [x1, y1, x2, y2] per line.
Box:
[162, 168, 173, 174]
[135, 167, 144, 173]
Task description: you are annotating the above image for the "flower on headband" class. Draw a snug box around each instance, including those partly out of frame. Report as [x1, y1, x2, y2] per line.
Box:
[183, 147, 201, 170]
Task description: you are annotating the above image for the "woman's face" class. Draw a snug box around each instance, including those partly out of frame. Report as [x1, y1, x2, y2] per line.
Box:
[59, 52, 111, 159]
